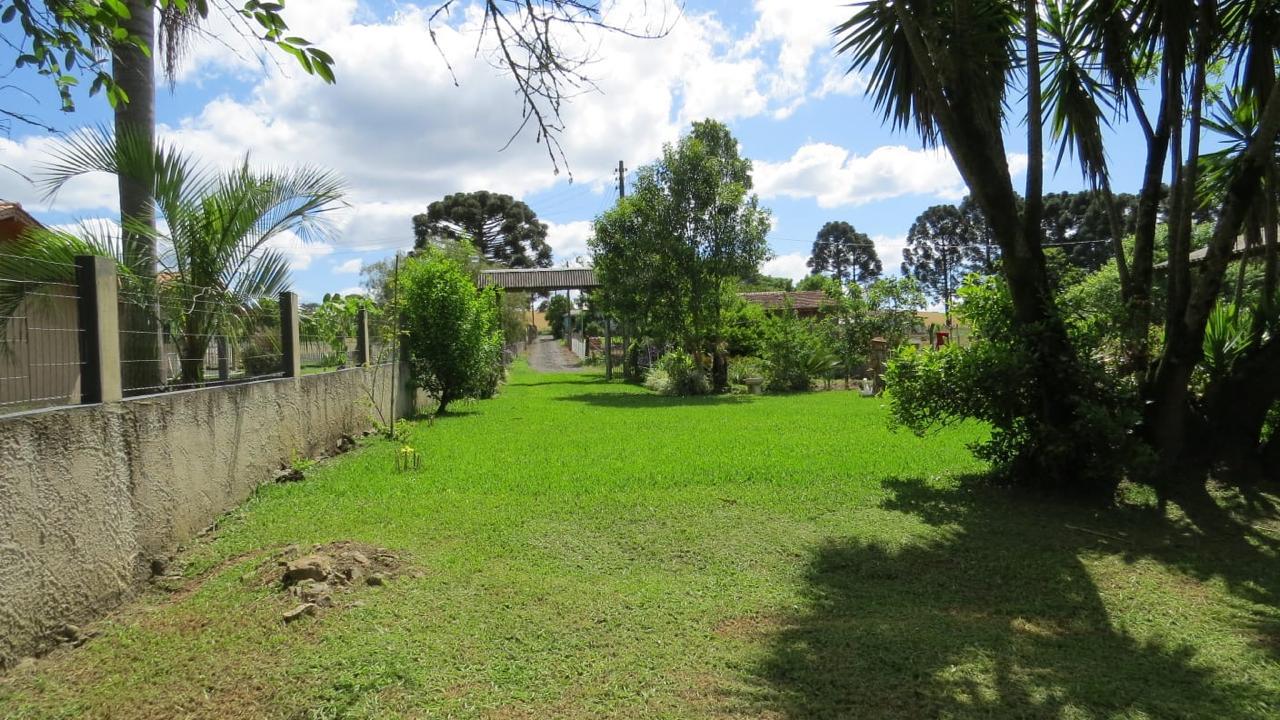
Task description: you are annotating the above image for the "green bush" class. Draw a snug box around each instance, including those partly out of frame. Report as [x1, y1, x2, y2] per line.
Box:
[644, 349, 711, 396]
[544, 295, 571, 339]
[884, 275, 1136, 498]
[760, 311, 832, 392]
[242, 331, 282, 376]
[722, 296, 768, 357]
[727, 356, 765, 385]
[400, 249, 504, 413]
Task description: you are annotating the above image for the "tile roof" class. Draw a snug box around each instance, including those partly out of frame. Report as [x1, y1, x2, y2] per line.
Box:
[738, 290, 834, 311]
[0, 200, 44, 238]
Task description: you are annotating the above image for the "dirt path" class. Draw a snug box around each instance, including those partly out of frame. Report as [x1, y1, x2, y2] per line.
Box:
[527, 336, 582, 373]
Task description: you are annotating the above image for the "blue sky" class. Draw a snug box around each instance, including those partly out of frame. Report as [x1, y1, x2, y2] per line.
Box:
[0, 0, 1151, 301]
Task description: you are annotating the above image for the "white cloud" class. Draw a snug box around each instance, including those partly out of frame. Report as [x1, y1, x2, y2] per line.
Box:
[872, 233, 909, 275]
[545, 220, 594, 263]
[266, 230, 333, 271]
[755, 143, 1028, 208]
[0, 136, 118, 213]
[744, 0, 853, 114]
[335, 286, 365, 297]
[332, 258, 362, 274]
[761, 251, 810, 282]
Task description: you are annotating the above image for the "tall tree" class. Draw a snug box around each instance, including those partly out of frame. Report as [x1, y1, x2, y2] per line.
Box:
[592, 120, 772, 389]
[413, 191, 552, 268]
[98, 0, 334, 391]
[1040, 191, 1140, 272]
[807, 221, 882, 283]
[837, 0, 1280, 499]
[902, 204, 988, 326]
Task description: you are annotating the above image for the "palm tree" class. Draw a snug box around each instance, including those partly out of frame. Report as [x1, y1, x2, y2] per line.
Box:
[1, 127, 345, 387]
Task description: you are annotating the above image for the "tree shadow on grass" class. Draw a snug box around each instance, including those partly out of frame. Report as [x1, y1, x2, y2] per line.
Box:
[744, 477, 1280, 719]
[552, 392, 753, 409]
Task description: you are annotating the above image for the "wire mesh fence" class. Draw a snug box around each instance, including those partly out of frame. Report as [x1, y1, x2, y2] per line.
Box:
[116, 280, 285, 395]
[0, 252, 397, 415]
[0, 256, 85, 413]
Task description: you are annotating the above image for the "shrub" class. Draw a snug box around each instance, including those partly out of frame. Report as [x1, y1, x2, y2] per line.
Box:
[760, 311, 831, 392]
[722, 296, 768, 357]
[400, 249, 504, 413]
[242, 331, 282, 376]
[727, 356, 765, 386]
[884, 274, 1135, 499]
[644, 349, 711, 396]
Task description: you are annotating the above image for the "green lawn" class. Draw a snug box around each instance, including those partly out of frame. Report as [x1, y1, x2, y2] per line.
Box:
[2, 362, 1278, 719]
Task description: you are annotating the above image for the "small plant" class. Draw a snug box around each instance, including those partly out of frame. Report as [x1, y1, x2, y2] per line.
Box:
[394, 445, 421, 472]
[728, 356, 765, 386]
[644, 349, 711, 396]
[371, 421, 405, 442]
[290, 451, 315, 474]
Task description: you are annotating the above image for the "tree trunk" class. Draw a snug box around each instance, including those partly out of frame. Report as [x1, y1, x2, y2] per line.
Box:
[887, 1, 1103, 496]
[1145, 78, 1280, 465]
[711, 348, 728, 392]
[1201, 336, 1280, 481]
[1128, 48, 1176, 380]
[113, 0, 162, 394]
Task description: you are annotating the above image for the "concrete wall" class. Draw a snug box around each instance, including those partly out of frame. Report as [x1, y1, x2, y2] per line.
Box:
[0, 364, 413, 666]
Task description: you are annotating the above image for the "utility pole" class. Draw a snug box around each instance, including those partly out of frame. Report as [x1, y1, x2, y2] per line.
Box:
[612, 159, 627, 381]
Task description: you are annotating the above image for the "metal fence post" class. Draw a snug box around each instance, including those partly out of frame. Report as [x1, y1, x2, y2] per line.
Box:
[280, 291, 301, 378]
[354, 307, 371, 367]
[75, 255, 122, 403]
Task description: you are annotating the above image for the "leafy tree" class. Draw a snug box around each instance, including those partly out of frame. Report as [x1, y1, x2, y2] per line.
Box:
[807, 221, 882, 283]
[413, 191, 552, 268]
[303, 295, 379, 368]
[543, 294, 571, 339]
[796, 274, 843, 293]
[360, 258, 399, 305]
[399, 248, 503, 413]
[738, 272, 794, 292]
[864, 276, 927, 348]
[0, 127, 344, 385]
[592, 120, 772, 389]
[1041, 191, 1142, 272]
[760, 309, 836, 392]
[836, 0, 1280, 496]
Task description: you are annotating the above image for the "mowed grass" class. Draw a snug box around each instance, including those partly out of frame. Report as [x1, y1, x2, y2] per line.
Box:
[2, 362, 1279, 719]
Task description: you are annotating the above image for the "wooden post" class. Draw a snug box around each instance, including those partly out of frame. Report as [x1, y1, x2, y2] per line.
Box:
[75, 255, 122, 403]
[604, 316, 613, 380]
[280, 291, 301, 378]
[354, 307, 371, 367]
[870, 337, 888, 395]
[216, 336, 230, 380]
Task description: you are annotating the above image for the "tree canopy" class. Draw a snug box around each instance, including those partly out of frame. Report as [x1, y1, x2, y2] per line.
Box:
[837, 0, 1280, 500]
[902, 203, 990, 324]
[591, 119, 772, 387]
[413, 191, 552, 269]
[807, 221, 882, 283]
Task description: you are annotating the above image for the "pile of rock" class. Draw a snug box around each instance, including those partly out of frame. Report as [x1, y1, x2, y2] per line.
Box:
[271, 541, 398, 623]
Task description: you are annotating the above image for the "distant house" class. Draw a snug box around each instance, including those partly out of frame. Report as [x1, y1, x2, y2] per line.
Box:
[1153, 236, 1257, 270]
[738, 290, 835, 318]
[0, 201, 83, 410]
[0, 200, 43, 242]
